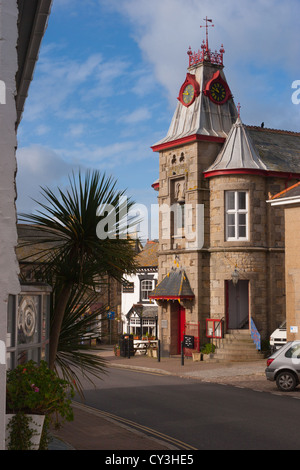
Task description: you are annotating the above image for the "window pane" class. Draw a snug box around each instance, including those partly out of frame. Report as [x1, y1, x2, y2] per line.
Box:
[238, 225, 246, 238]
[238, 213, 247, 237]
[238, 192, 246, 210]
[285, 344, 300, 359]
[226, 192, 235, 210]
[228, 214, 235, 225]
[238, 213, 246, 225]
[227, 225, 235, 238]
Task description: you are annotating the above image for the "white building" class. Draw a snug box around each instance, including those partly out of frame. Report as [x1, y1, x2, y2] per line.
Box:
[121, 241, 158, 338]
[0, 0, 52, 449]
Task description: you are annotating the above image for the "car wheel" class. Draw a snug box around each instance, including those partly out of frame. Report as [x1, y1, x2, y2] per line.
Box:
[276, 371, 297, 392]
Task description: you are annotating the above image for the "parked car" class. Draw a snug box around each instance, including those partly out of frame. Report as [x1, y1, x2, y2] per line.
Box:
[265, 341, 300, 392]
[269, 321, 286, 353]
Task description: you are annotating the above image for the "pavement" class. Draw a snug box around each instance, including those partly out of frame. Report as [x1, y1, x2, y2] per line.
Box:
[48, 347, 300, 451]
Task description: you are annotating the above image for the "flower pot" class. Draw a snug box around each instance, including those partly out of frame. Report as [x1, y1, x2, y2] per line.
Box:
[192, 352, 201, 362]
[5, 414, 45, 450]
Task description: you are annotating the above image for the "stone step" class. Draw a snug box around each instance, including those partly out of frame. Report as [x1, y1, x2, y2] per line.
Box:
[214, 348, 262, 357]
[227, 329, 251, 335]
[211, 328, 263, 362]
[218, 341, 258, 350]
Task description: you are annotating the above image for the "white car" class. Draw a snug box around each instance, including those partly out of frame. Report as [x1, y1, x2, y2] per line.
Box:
[270, 321, 286, 353]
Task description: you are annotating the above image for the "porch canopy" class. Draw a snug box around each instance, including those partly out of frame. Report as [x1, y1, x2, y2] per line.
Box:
[149, 268, 194, 301]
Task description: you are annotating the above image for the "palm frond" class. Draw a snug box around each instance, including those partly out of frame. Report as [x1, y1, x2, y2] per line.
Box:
[54, 285, 109, 398]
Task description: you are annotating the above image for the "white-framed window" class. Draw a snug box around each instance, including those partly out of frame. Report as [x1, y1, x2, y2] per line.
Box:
[225, 191, 248, 240]
[173, 203, 185, 236]
[141, 279, 154, 301]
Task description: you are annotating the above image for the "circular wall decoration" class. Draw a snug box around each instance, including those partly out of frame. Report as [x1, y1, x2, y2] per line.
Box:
[18, 296, 37, 342]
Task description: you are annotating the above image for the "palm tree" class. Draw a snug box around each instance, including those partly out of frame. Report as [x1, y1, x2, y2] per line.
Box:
[55, 284, 109, 398]
[19, 170, 139, 370]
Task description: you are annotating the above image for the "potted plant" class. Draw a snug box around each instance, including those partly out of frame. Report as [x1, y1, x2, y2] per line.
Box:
[114, 344, 120, 356]
[6, 360, 74, 450]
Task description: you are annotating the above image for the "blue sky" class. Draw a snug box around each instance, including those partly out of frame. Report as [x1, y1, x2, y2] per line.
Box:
[16, 0, 300, 239]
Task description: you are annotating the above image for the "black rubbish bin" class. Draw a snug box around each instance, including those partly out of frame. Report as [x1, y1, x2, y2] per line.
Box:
[119, 334, 134, 357]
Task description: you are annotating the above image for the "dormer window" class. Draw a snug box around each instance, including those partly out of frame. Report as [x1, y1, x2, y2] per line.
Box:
[225, 191, 248, 240]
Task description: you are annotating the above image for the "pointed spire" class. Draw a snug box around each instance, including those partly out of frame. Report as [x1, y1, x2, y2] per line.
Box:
[204, 116, 268, 173]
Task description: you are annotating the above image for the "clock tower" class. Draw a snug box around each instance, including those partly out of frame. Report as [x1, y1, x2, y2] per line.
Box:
[150, 23, 238, 355]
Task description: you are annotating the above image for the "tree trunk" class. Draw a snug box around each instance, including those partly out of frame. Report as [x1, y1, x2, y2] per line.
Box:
[49, 282, 73, 370]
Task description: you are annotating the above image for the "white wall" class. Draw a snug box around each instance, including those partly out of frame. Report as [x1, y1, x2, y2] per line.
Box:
[121, 271, 158, 332]
[0, 0, 21, 450]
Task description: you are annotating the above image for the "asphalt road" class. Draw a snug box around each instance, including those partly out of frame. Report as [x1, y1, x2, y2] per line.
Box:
[77, 367, 300, 450]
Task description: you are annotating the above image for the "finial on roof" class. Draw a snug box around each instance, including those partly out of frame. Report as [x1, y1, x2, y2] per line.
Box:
[237, 102, 241, 118]
[200, 16, 214, 52]
[188, 19, 224, 67]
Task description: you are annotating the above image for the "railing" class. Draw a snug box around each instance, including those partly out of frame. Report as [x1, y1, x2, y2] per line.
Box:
[251, 318, 261, 351]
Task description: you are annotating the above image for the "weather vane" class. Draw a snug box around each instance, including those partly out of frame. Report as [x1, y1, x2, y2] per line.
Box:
[200, 16, 214, 51]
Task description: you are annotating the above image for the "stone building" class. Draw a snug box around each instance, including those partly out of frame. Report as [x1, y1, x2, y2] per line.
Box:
[149, 32, 300, 357]
[269, 182, 300, 343]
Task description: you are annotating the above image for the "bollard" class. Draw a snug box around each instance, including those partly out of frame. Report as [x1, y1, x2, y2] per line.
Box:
[158, 339, 161, 362]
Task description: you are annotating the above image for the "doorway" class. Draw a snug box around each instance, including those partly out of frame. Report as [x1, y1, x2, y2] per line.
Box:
[226, 280, 249, 329]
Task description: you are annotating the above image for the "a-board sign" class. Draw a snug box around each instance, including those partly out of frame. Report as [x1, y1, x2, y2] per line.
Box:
[183, 335, 194, 349]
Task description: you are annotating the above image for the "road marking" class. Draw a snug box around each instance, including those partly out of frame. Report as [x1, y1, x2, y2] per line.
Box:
[73, 401, 197, 451]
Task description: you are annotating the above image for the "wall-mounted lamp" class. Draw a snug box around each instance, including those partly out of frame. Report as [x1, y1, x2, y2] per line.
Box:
[231, 266, 239, 286]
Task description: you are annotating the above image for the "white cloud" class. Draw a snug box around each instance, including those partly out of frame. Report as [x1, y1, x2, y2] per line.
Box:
[102, 0, 300, 128]
[66, 123, 85, 138]
[16, 145, 77, 214]
[118, 107, 152, 125]
[22, 52, 104, 122]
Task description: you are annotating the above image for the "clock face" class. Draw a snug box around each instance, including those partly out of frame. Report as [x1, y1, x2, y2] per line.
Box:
[209, 81, 227, 103]
[182, 84, 195, 105]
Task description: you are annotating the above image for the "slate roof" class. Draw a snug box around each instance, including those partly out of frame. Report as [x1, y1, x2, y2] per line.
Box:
[205, 121, 300, 175]
[149, 268, 194, 300]
[126, 304, 158, 319]
[247, 126, 300, 174]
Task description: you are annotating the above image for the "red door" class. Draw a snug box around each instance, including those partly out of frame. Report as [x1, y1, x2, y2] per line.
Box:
[178, 304, 186, 354]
